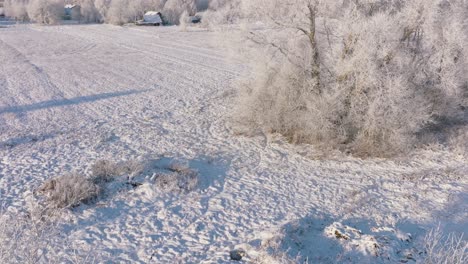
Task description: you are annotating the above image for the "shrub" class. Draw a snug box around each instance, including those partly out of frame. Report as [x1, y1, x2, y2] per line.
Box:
[155, 162, 198, 193]
[38, 174, 100, 209]
[91, 159, 144, 183]
[91, 159, 123, 183]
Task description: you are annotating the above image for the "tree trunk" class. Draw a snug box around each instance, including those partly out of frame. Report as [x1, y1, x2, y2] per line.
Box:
[308, 3, 321, 94]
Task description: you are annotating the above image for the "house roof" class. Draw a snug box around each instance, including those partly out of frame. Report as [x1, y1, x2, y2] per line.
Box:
[144, 11, 161, 16]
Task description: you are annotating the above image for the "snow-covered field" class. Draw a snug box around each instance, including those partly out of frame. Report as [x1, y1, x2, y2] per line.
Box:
[0, 23, 466, 263]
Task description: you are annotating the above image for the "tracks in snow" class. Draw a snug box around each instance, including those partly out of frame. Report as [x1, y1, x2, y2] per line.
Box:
[0, 25, 466, 263]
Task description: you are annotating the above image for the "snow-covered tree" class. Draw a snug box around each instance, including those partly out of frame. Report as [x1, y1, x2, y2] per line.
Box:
[163, 0, 196, 25]
[4, 0, 30, 21]
[27, 0, 63, 24]
[232, 0, 468, 156]
[78, 0, 101, 23]
[106, 0, 130, 25]
[94, 0, 111, 22]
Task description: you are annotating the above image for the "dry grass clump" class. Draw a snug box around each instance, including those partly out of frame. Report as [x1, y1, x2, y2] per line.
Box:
[91, 159, 144, 183]
[91, 160, 124, 183]
[38, 174, 100, 209]
[155, 162, 199, 193]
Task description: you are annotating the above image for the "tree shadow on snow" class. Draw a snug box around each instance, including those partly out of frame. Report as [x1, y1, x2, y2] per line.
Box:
[0, 89, 148, 115]
[0, 133, 55, 149]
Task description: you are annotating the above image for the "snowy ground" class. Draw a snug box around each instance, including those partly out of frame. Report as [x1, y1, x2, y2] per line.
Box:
[0, 23, 466, 263]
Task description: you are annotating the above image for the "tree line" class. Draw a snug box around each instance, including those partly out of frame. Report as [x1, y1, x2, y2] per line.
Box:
[3, 0, 209, 25]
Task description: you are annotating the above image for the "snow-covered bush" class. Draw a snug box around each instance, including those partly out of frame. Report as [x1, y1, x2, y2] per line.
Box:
[231, 0, 468, 156]
[91, 159, 123, 183]
[91, 159, 144, 183]
[27, 0, 63, 24]
[38, 174, 100, 208]
[423, 226, 467, 264]
[154, 161, 198, 193]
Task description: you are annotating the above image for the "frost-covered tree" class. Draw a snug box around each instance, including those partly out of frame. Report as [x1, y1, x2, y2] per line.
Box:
[202, 0, 241, 27]
[232, 0, 468, 156]
[78, 0, 101, 23]
[163, 0, 196, 25]
[127, 0, 148, 21]
[4, 0, 30, 21]
[94, 0, 111, 22]
[106, 0, 130, 25]
[27, 0, 63, 24]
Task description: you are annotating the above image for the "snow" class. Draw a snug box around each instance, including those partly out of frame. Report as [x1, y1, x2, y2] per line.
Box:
[0, 24, 466, 263]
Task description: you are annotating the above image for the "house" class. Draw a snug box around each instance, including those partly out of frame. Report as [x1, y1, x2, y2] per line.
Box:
[64, 4, 81, 20]
[136, 11, 163, 26]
